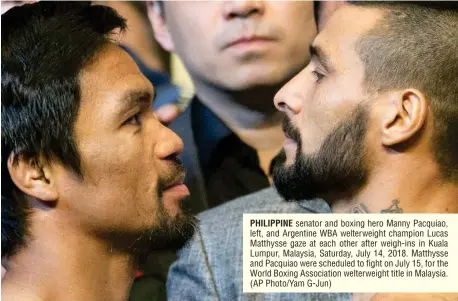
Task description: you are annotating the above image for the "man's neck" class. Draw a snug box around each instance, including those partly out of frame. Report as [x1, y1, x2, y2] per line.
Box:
[2, 217, 137, 301]
[331, 158, 458, 214]
[194, 81, 285, 177]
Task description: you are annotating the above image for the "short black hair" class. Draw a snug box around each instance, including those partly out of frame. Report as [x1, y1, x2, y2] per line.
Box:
[1, 1, 126, 258]
[350, 1, 458, 181]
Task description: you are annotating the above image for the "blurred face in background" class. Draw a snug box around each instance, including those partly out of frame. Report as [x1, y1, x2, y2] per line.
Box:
[151, 1, 317, 91]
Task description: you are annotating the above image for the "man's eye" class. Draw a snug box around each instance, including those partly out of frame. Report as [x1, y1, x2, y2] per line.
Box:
[312, 70, 325, 82]
[125, 114, 141, 126]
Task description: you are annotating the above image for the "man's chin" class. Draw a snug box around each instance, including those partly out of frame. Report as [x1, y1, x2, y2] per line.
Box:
[271, 151, 318, 202]
[273, 178, 317, 202]
[123, 213, 197, 262]
[148, 212, 197, 251]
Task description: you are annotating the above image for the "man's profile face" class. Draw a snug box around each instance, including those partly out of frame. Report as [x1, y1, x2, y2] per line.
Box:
[272, 6, 383, 201]
[158, 2, 316, 91]
[53, 44, 194, 251]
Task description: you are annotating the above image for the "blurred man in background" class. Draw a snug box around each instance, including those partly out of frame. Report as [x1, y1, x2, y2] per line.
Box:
[151, 1, 316, 212]
[147, 2, 347, 301]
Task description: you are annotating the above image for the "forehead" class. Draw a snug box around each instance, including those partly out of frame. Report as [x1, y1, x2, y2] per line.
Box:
[313, 5, 382, 68]
[78, 43, 153, 109]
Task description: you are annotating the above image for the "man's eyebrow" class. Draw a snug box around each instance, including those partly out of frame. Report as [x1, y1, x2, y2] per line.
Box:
[117, 89, 154, 113]
[309, 44, 335, 72]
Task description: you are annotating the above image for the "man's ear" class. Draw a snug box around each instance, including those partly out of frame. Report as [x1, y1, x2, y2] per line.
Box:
[147, 2, 175, 52]
[380, 89, 428, 147]
[7, 154, 58, 202]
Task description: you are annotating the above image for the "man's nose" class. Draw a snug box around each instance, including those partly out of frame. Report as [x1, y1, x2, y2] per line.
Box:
[222, 1, 265, 20]
[155, 125, 184, 160]
[274, 70, 310, 116]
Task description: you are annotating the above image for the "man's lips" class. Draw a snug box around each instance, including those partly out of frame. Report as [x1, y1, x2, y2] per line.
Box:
[162, 173, 190, 199]
[163, 183, 190, 197]
[283, 135, 297, 150]
[282, 117, 300, 144]
[162, 182, 189, 214]
[163, 172, 185, 190]
[283, 131, 292, 140]
[225, 36, 275, 48]
[283, 130, 298, 144]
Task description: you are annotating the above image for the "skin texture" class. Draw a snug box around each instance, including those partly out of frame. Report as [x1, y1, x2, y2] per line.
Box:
[2, 44, 194, 301]
[59, 44, 187, 233]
